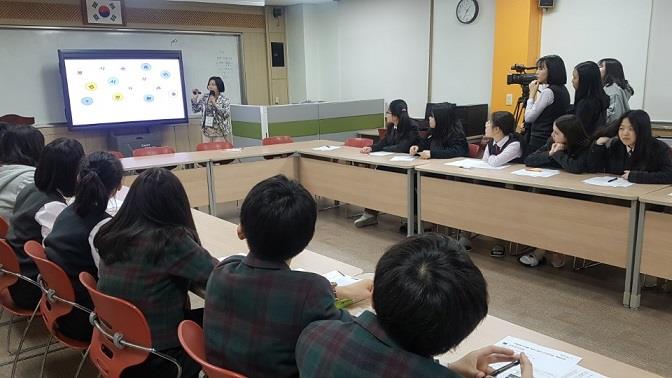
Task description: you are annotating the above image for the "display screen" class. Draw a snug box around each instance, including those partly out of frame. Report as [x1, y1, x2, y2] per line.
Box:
[58, 50, 188, 130]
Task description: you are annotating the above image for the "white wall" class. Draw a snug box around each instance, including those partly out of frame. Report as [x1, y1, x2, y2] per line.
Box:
[431, 0, 495, 106]
[286, 4, 307, 103]
[540, 0, 652, 107]
[643, 0, 672, 122]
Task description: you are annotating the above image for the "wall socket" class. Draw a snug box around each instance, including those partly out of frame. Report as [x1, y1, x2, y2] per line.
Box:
[505, 94, 513, 106]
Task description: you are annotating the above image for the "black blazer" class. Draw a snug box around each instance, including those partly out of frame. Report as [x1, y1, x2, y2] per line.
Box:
[417, 129, 468, 159]
[588, 138, 672, 184]
[525, 139, 590, 174]
[573, 97, 608, 137]
[372, 121, 419, 153]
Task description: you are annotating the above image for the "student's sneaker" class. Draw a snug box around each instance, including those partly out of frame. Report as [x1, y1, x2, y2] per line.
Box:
[519, 252, 546, 267]
[354, 212, 378, 228]
[490, 245, 505, 258]
[550, 253, 566, 268]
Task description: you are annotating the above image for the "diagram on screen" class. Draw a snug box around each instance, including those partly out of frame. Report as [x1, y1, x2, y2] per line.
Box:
[63, 58, 186, 126]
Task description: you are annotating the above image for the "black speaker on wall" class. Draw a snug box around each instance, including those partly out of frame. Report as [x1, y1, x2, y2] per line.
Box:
[539, 0, 555, 8]
[271, 42, 285, 67]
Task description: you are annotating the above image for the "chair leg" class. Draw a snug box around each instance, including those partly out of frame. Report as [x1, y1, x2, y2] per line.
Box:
[10, 301, 40, 378]
[38, 334, 53, 378]
[75, 345, 91, 378]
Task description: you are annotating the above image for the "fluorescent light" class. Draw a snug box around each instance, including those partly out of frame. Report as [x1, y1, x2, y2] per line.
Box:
[166, 0, 266, 6]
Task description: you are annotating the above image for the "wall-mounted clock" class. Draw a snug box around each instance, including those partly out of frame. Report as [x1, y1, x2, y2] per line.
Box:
[456, 0, 479, 24]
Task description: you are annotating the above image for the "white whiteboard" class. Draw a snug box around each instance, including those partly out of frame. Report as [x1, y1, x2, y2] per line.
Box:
[0, 27, 244, 125]
[643, 0, 672, 122]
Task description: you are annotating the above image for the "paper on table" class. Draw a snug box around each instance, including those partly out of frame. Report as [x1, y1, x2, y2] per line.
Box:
[224, 148, 243, 152]
[312, 146, 341, 151]
[369, 151, 395, 156]
[491, 336, 582, 378]
[582, 176, 633, 188]
[323, 270, 360, 286]
[390, 155, 417, 162]
[511, 168, 560, 178]
[445, 158, 509, 170]
[560, 366, 606, 378]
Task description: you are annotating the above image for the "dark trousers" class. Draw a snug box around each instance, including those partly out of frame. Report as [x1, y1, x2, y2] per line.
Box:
[8, 278, 42, 311]
[120, 309, 203, 378]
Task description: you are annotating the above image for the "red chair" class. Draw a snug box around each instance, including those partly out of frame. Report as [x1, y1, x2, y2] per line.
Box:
[377, 128, 387, 139]
[344, 138, 373, 149]
[0, 240, 43, 376]
[468, 143, 481, 158]
[196, 142, 235, 165]
[132, 146, 175, 157]
[108, 151, 124, 160]
[178, 320, 246, 378]
[25, 241, 90, 378]
[0, 114, 35, 125]
[79, 272, 182, 378]
[262, 136, 293, 159]
[0, 217, 8, 239]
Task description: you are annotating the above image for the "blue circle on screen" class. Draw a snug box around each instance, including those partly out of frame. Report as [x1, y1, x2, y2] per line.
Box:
[107, 77, 119, 86]
[160, 70, 171, 79]
[81, 97, 94, 106]
[144, 95, 155, 103]
[141, 63, 152, 71]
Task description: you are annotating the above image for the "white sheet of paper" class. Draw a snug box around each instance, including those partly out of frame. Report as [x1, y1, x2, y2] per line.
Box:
[312, 146, 341, 151]
[204, 116, 214, 127]
[322, 270, 360, 286]
[560, 366, 606, 378]
[369, 151, 395, 156]
[511, 168, 560, 178]
[582, 176, 633, 188]
[445, 158, 509, 170]
[223, 148, 242, 152]
[390, 156, 417, 162]
[491, 336, 582, 378]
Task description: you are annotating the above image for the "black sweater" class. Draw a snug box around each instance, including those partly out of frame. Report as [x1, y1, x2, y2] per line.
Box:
[372, 122, 419, 153]
[588, 138, 672, 184]
[416, 129, 468, 159]
[525, 140, 590, 174]
[573, 97, 608, 137]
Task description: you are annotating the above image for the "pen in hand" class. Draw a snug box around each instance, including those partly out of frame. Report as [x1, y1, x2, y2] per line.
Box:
[608, 177, 618, 182]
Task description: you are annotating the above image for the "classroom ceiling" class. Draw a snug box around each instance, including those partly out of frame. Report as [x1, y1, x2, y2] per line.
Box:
[166, 0, 333, 6]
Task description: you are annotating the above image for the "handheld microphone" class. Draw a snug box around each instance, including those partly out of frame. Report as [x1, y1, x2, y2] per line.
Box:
[209, 90, 216, 98]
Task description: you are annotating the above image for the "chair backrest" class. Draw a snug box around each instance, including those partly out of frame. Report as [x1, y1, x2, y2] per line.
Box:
[24, 241, 77, 336]
[377, 128, 387, 139]
[468, 143, 481, 158]
[0, 217, 9, 239]
[178, 320, 247, 378]
[79, 272, 153, 377]
[196, 141, 234, 151]
[132, 146, 176, 157]
[262, 136, 293, 146]
[0, 114, 35, 125]
[108, 151, 125, 160]
[344, 138, 373, 148]
[0, 240, 20, 289]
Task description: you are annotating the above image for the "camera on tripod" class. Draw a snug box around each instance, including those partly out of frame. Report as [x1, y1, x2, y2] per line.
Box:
[506, 64, 537, 126]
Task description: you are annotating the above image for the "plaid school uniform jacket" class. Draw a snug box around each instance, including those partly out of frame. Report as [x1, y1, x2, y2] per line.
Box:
[203, 254, 351, 378]
[97, 235, 218, 351]
[296, 310, 461, 378]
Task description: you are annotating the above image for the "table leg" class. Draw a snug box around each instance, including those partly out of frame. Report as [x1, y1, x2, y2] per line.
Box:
[206, 161, 217, 216]
[407, 168, 414, 237]
[416, 170, 423, 235]
[628, 201, 647, 309]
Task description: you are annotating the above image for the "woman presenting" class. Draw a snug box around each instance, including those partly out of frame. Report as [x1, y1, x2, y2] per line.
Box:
[191, 76, 232, 143]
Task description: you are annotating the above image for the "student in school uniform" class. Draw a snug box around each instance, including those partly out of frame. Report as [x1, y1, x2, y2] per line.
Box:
[204, 175, 372, 378]
[44, 152, 123, 342]
[408, 103, 468, 160]
[524, 114, 591, 174]
[598, 58, 634, 125]
[6, 138, 84, 310]
[356, 99, 419, 227]
[571, 61, 610, 136]
[0, 125, 44, 221]
[523, 55, 571, 155]
[482, 111, 523, 167]
[590, 110, 672, 184]
[296, 233, 533, 378]
[93, 168, 217, 378]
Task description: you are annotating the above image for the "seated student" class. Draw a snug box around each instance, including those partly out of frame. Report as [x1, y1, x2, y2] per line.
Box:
[524, 114, 591, 174]
[94, 168, 217, 378]
[355, 99, 419, 228]
[204, 175, 372, 378]
[571, 61, 609, 136]
[44, 152, 123, 342]
[296, 233, 533, 378]
[6, 138, 83, 310]
[0, 125, 44, 221]
[409, 103, 467, 159]
[482, 111, 523, 167]
[590, 110, 672, 184]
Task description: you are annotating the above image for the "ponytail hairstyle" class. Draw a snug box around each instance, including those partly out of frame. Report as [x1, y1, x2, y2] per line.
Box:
[431, 103, 465, 143]
[387, 99, 414, 138]
[73, 151, 123, 217]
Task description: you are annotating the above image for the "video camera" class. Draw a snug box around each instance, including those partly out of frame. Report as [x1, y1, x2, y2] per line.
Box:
[506, 64, 537, 86]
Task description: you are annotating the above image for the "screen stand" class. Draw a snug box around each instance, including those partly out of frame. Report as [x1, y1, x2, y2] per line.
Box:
[107, 127, 163, 157]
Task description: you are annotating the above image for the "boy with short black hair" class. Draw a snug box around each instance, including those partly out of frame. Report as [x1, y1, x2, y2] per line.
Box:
[204, 175, 371, 378]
